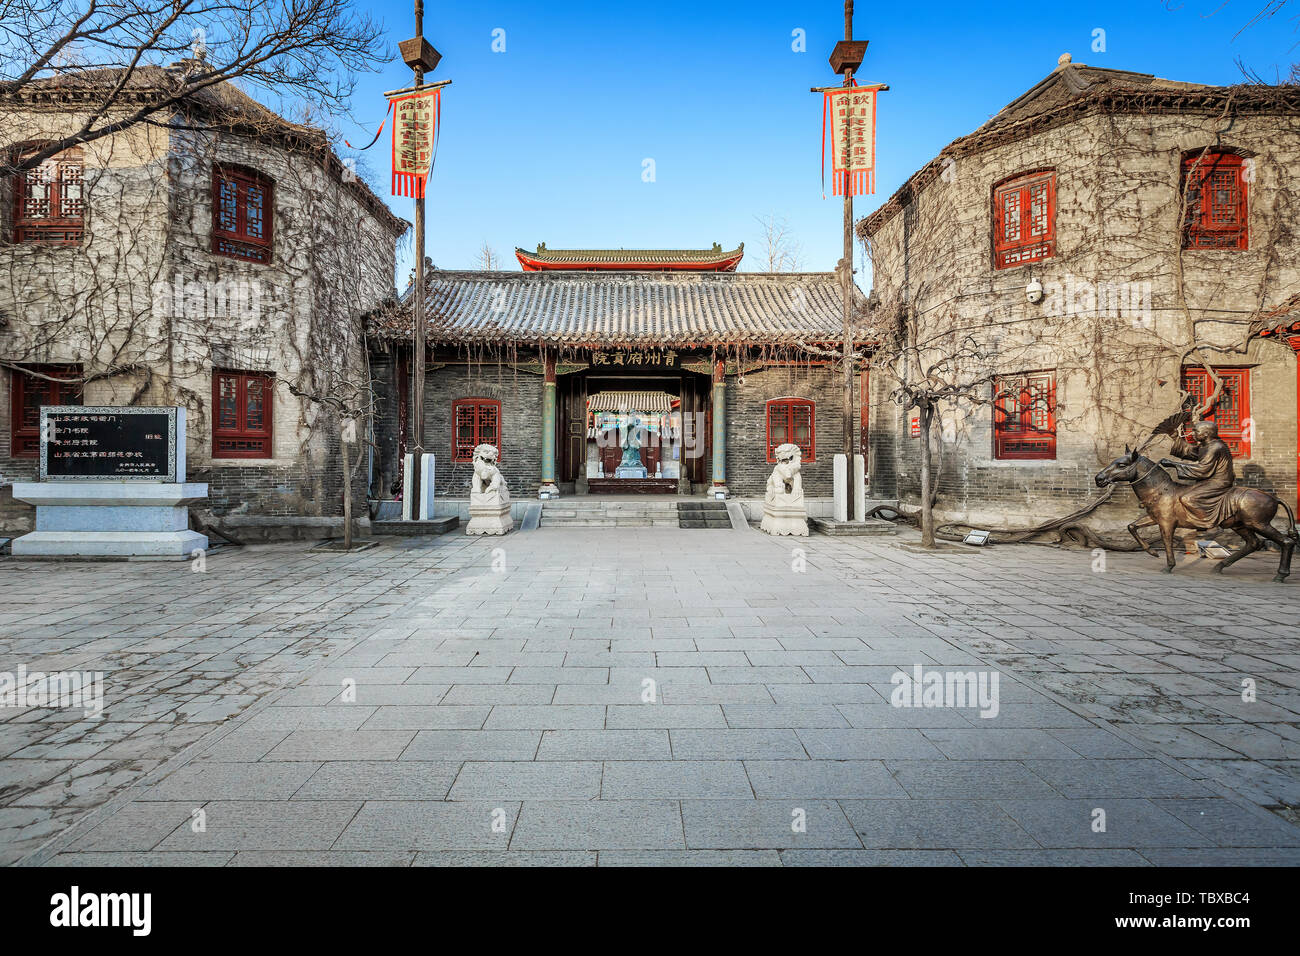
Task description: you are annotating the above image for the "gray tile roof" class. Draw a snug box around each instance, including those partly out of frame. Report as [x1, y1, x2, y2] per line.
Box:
[588, 391, 674, 413]
[374, 271, 863, 347]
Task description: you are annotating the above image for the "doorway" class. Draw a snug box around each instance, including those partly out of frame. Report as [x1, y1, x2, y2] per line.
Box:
[557, 369, 711, 492]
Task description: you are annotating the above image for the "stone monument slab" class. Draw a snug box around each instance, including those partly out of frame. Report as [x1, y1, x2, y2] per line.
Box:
[11, 406, 207, 560]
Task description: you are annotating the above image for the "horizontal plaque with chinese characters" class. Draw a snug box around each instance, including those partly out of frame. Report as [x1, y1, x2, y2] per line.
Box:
[40, 406, 182, 482]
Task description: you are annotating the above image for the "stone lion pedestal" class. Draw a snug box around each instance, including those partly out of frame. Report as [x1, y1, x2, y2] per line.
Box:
[761, 443, 808, 537]
[466, 443, 513, 535]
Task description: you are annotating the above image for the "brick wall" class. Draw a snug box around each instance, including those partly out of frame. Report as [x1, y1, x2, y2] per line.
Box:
[370, 352, 402, 499]
[190, 408, 366, 520]
[725, 365, 847, 498]
[420, 364, 545, 498]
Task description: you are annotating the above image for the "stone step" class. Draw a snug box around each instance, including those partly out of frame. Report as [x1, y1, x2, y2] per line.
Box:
[372, 516, 459, 536]
[808, 517, 898, 536]
[679, 518, 734, 529]
[543, 509, 676, 515]
[546, 502, 677, 509]
[542, 517, 681, 528]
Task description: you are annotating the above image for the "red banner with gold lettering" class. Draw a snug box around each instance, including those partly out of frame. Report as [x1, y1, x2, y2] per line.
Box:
[389, 87, 441, 198]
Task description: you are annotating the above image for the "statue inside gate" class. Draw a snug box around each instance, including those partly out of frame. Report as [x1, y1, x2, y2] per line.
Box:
[761, 443, 809, 536]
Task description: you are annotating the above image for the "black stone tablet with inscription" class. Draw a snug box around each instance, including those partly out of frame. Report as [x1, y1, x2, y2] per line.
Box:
[40, 407, 179, 481]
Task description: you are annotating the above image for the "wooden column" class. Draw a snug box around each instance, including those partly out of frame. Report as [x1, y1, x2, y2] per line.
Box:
[711, 358, 728, 496]
[539, 349, 560, 497]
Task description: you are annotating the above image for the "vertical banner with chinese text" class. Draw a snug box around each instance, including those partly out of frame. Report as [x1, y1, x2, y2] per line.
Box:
[822, 84, 882, 196]
[389, 87, 442, 198]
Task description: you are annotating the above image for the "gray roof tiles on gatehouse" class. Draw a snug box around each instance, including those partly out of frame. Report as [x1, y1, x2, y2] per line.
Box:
[374, 270, 866, 347]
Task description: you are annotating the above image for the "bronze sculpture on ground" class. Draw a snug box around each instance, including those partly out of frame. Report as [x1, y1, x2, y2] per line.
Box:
[1095, 420, 1297, 582]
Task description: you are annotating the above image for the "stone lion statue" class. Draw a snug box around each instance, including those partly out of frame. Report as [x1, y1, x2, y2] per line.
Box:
[470, 443, 508, 500]
[762, 443, 807, 536]
[467, 443, 512, 535]
[766, 443, 804, 503]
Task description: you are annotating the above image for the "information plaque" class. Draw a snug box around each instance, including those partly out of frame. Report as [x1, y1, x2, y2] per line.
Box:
[39, 406, 182, 482]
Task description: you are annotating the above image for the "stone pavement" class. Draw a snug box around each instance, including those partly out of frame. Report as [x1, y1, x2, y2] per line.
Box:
[1, 525, 1298, 866]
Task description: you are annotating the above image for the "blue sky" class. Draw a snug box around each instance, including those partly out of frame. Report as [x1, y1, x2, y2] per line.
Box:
[334, 0, 1296, 283]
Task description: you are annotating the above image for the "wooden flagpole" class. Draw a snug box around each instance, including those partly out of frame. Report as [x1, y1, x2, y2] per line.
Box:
[397, 2, 443, 518]
[409, 0, 427, 515]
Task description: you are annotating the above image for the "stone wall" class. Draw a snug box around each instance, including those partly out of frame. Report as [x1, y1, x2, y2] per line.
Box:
[369, 351, 403, 500]
[864, 102, 1300, 529]
[0, 99, 403, 535]
[419, 363, 545, 498]
[725, 365, 848, 498]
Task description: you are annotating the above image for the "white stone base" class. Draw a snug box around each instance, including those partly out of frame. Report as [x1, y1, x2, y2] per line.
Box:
[12, 530, 208, 560]
[761, 502, 809, 536]
[10, 481, 209, 559]
[466, 493, 513, 535]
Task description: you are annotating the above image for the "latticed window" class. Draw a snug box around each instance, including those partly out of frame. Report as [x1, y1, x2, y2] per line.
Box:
[12, 146, 85, 243]
[1181, 366, 1250, 458]
[452, 398, 501, 462]
[212, 370, 273, 457]
[766, 398, 815, 462]
[212, 165, 272, 263]
[9, 364, 82, 457]
[993, 371, 1056, 460]
[993, 170, 1055, 269]
[1182, 152, 1247, 250]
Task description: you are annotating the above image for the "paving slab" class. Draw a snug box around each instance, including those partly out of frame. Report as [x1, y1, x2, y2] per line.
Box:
[3, 527, 1298, 866]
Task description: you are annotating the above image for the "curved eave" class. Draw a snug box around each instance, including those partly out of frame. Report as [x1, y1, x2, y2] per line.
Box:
[375, 328, 875, 350]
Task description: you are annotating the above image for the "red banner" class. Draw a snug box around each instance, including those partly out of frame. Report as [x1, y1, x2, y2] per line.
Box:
[389, 87, 441, 198]
[822, 83, 882, 196]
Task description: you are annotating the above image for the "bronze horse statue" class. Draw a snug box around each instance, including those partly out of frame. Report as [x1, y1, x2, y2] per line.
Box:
[1095, 445, 1297, 582]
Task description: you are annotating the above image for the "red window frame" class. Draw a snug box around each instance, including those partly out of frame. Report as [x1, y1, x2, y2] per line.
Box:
[766, 398, 815, 463]
[211, 165, 273, 264]
[993, 170, 1056, 270]
[212, 370, 274, 458]
[1182, 151, 1248, 251]
[11, 145, 85, 243]
[993, 371, 1056, 460]
[8, 363, 82, 457]
[452, 398, 501, 463]
[1181, 366, 1250, 458]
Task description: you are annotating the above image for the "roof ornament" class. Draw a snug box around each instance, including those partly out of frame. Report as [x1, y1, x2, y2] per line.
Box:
[1057, 52, 1072, 68]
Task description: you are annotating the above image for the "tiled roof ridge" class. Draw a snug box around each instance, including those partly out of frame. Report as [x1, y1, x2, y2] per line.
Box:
[519, 243, 742, 259]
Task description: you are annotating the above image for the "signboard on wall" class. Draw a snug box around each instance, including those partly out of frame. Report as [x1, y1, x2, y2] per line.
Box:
[39, 406, 184, 482]
[910, 417, 920, 438]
